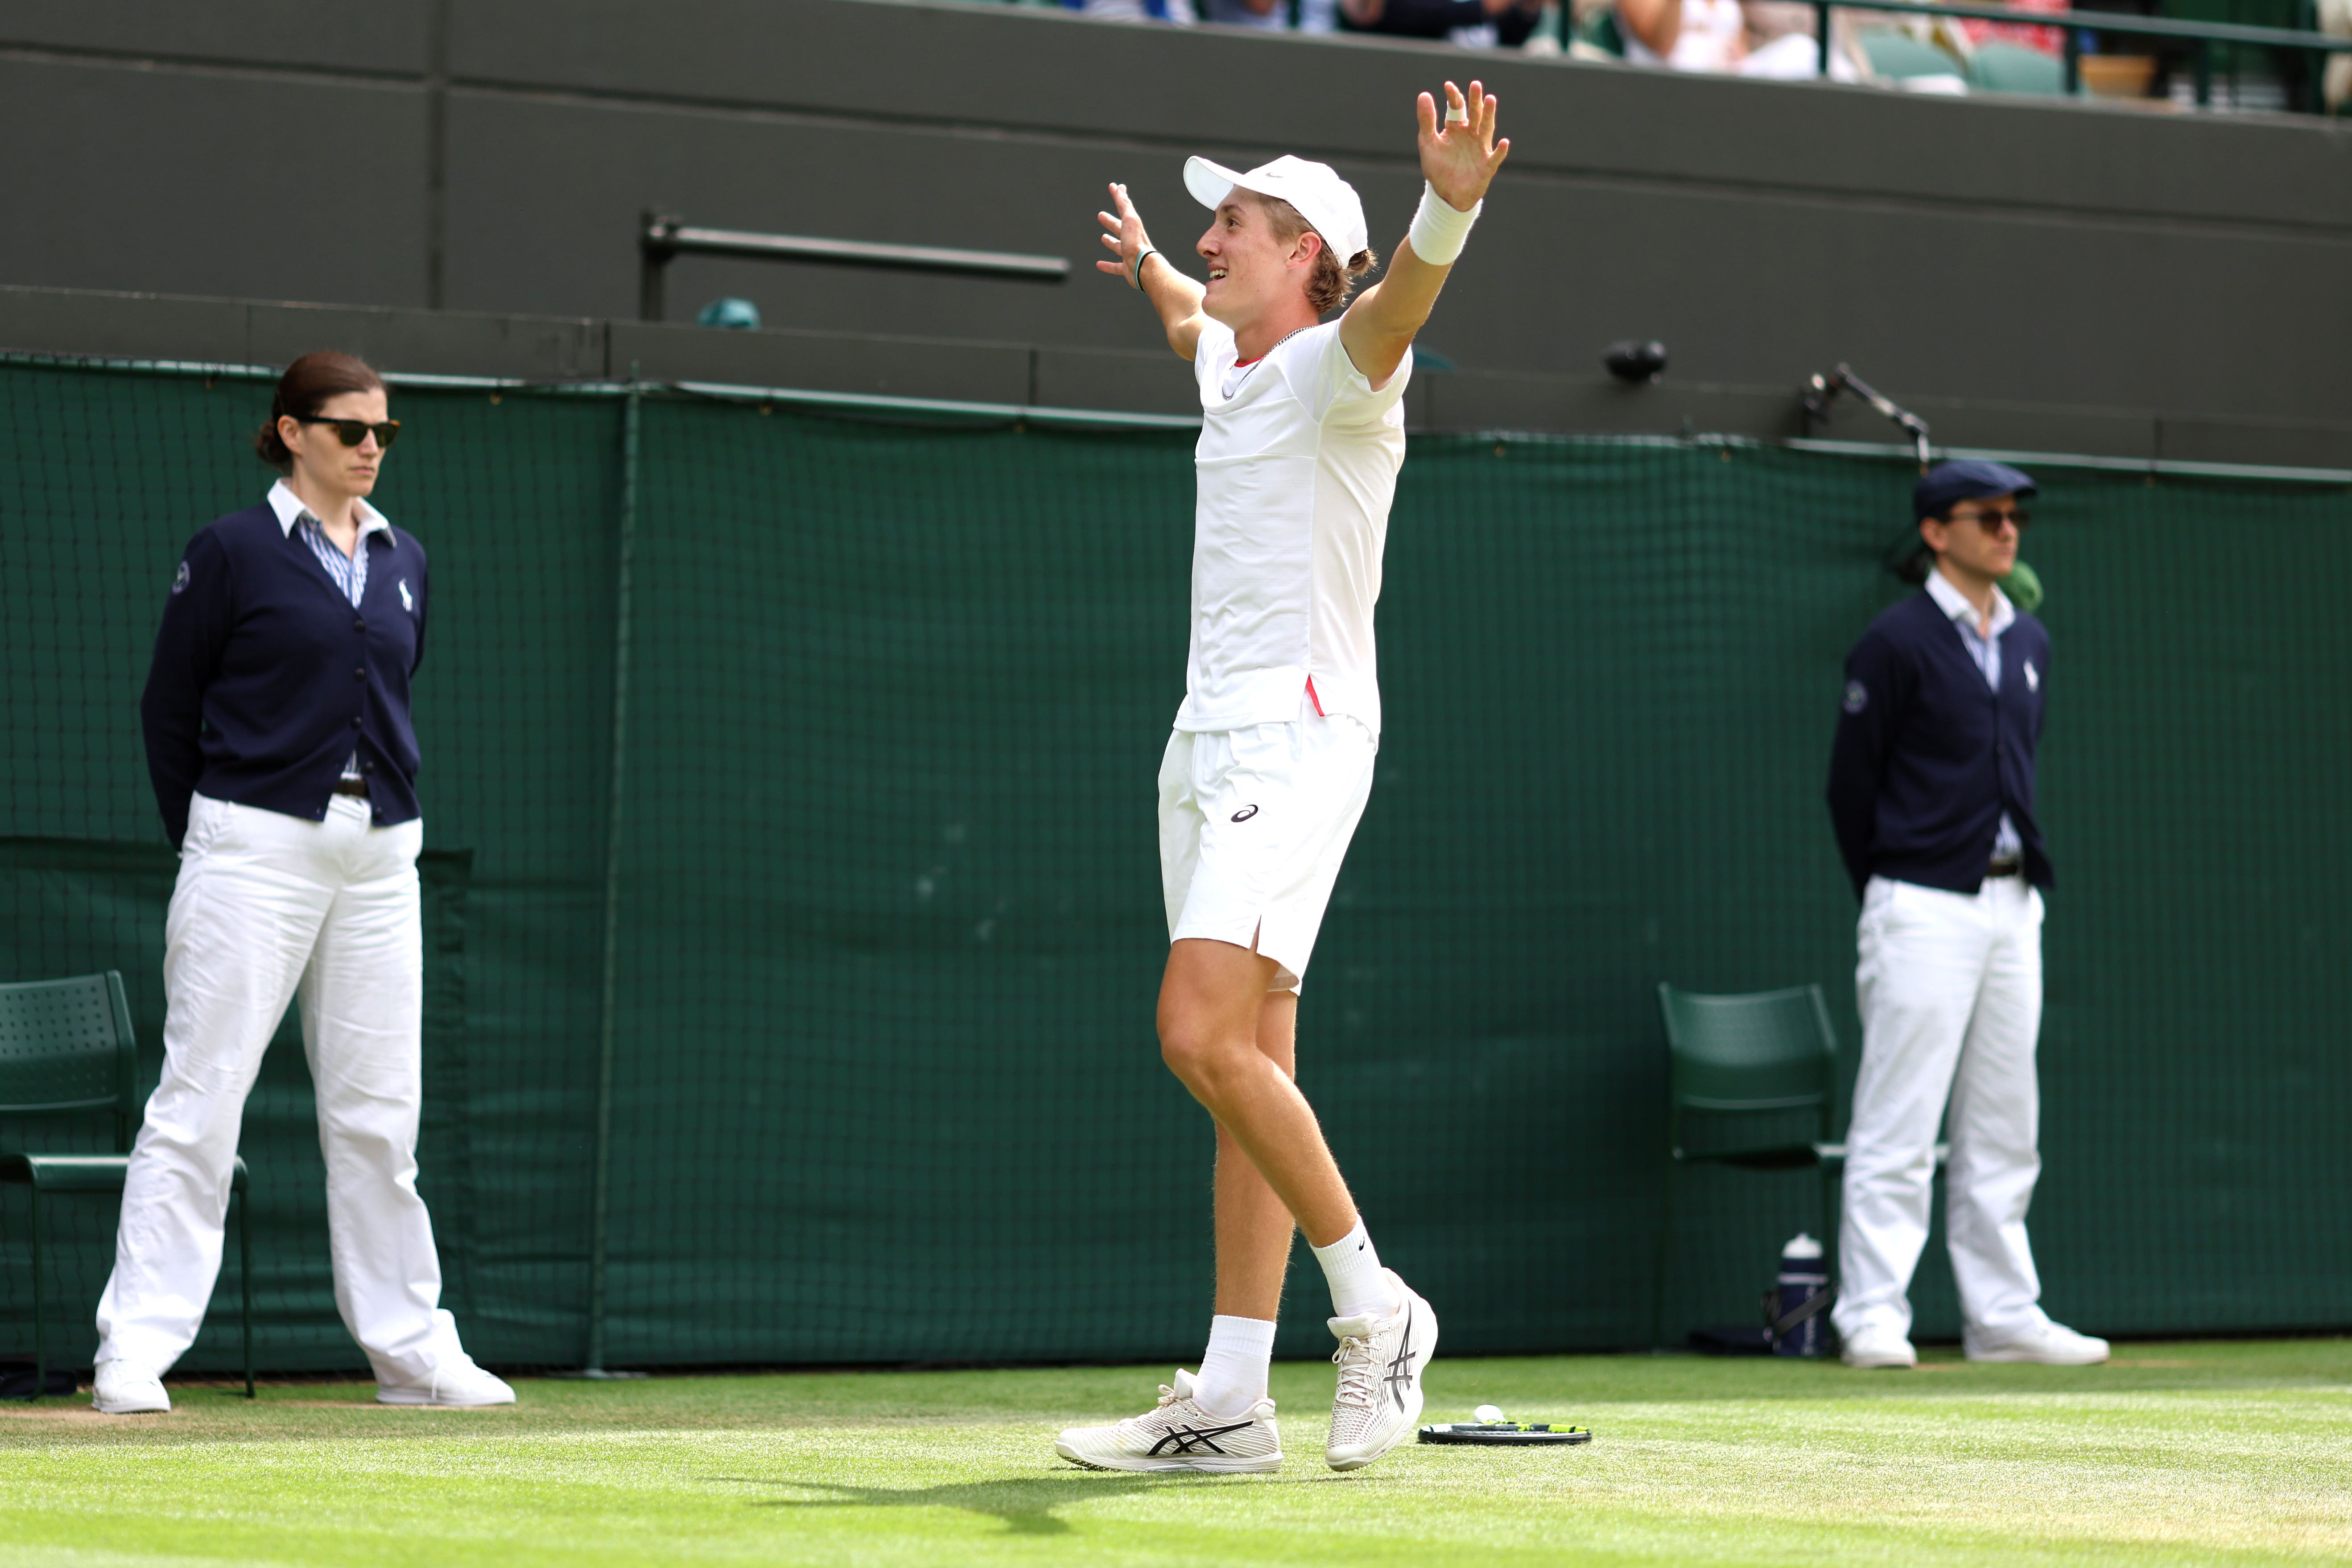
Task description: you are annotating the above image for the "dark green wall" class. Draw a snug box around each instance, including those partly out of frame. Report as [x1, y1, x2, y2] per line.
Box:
[4, 0, 2351, 465]
[2, 362, 2347, 1372]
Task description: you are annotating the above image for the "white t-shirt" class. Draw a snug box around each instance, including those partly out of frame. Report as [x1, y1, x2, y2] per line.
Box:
[1178, 318, 1411, 737]
[1621, 0, 1745, 70]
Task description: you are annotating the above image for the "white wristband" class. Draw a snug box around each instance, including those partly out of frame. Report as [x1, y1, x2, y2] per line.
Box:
[1407, 182, 1481, 267]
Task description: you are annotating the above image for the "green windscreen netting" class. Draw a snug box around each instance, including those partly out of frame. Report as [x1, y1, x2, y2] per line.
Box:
[3, 357, 2347, 1373]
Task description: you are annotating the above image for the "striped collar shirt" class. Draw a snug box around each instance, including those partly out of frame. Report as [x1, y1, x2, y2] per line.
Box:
[268, 479, 390, 609]
[266, 480, 393, 779]
[1924, 566, 2022, 862]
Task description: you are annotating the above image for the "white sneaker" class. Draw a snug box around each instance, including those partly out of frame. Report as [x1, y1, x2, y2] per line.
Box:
[1054, 1368, 1282, 1473]
[91, 1359, 171, 1415]
[1965, 1320, 2110, 1365]
[376, 1358, 516, 1407]
[1840, 1325, 1918, 1369]
[1325, 1270, 1438, 1472]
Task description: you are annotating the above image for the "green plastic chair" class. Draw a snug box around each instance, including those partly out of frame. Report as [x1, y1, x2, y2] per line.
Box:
[1968, 41, 2070, 94]
[1650, 983, 1844, 1349]
[1860, 29, 1970, 81]
[0, 973, 252, 1401]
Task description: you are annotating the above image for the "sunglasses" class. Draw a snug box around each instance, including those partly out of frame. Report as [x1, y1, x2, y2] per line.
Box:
[1947, 505, 2028, 533]
[296, 415, 401, 450]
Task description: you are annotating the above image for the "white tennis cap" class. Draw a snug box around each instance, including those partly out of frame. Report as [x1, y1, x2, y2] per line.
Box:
[1184, 154, 1369, 264]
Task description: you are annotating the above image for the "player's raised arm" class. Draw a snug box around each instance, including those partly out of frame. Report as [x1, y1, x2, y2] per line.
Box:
[1097, 182, 1209, 361]
[1340, 80, 1510, 388]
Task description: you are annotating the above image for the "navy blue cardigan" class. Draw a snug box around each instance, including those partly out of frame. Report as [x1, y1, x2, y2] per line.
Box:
[140, 501, 429, 849]
[1826, 588, 2051, 900]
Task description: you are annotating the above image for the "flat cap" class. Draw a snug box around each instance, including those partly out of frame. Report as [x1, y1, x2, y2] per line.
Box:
[1915, 458, 2037, 520]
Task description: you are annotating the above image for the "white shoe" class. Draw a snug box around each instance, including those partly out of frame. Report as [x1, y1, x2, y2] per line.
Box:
[376, 1358, 516, 1407]
[1325, 1270, 1438, 1472]
[1054, 1368, 1282, 1473]
[1965, 1320, 2110, 1365]
[1840, 1325, 1918, 1369]
[92, 1359, 172, 1415]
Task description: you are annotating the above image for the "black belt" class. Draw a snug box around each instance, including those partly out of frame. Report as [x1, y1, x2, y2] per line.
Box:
[333, 777, 370, 798]
[1987, 856, 2022, 879]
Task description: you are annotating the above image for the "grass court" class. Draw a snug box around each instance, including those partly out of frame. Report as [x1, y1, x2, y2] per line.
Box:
[4, 1339, 2347, 1566]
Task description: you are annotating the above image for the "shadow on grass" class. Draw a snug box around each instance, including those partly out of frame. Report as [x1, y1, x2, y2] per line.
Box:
[725, 1471, 1220, 1535]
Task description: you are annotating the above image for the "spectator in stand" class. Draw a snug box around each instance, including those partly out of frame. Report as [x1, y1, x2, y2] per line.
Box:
[1202, 0, 1340, 29]
[1341, 0, 1546, 49]
[1065, 0, 1199, 25]
[1618, 0, 1865, 74]
[1068, 0, 1345, 26]
[2322, 0, 2351, 110]
[1960, 0, 2063, 54]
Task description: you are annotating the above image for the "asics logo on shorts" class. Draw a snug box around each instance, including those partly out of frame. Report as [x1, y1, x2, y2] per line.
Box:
[1231, 805, 1259, 822]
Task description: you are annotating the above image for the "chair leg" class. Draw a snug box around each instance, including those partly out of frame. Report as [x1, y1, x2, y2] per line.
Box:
[239, 1185, 254, 1400]
[1821, 1163, 1842, 1342]
[30, 1190, 44, 1403]
[1649, 1159, 1678, 1350]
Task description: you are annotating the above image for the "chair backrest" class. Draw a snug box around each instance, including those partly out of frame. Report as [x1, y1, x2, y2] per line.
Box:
[1859, 29, 1966, 79]
[1968, 40, 2068, 94]
[0, 972, 140, 1153]
[1656, 982, 1836, 1114]
[1588, 6, 1628, 55]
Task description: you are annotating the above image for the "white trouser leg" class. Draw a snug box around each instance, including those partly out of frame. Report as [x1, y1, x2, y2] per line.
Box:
[97, 794, 467, 1383]
[1944, 881, 2046, 1340]
[296, 805, 465, 1386]
[96, 795, 335, 1372]
[1835, 877, 1986, 1343]
[1835, 876, 2049, 1344]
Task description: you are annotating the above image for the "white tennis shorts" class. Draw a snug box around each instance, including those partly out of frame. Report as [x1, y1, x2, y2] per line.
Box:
[1158, 701, 1378, 995]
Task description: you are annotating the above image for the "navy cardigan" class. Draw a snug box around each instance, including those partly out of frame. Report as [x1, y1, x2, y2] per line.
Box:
[140, 501, 429, 849]
[1826, 588, 2052, 900]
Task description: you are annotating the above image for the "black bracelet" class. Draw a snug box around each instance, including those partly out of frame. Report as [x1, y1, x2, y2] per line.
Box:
[1131, 247, 1160, 290]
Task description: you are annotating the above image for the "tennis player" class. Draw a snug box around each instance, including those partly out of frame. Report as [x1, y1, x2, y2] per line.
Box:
[1055, 83, 1506, 1474]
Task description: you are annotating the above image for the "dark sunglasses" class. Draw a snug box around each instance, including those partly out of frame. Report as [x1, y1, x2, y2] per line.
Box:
[296, 415, 401, 450]
[1947, 504, 2027, 533]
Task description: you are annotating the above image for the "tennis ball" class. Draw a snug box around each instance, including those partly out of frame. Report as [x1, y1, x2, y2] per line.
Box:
[2003, 560, 2044, 614]
[1473, 1403, 1505, 1423]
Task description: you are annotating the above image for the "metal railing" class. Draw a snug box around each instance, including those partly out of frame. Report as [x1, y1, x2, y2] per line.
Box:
[638, 212, 1068, 322]
[1807, 0, 2352, 106]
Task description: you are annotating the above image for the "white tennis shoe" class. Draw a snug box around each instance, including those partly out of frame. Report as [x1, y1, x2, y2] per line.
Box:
[1325, 1270, 1438, 1471]
[1054, 1369, 1283, 1473]
[1965, 1320, 2110, 1365]
[376, 1358, 516, 1407]
[1840, 1325, 1918, 1368]
[91, 1359, 171, 1415]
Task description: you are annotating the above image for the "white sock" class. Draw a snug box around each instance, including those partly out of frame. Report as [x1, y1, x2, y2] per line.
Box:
[1193, 1314, 1277, 1418]
[1313, 1217, 1402, 1320]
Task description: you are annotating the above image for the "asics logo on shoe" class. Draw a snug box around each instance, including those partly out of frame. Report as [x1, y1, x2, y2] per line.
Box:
[1148, 1420, 1254, 1456]
[1383, 1307, 1419, 1411]
[1231, 805, 1259, 822]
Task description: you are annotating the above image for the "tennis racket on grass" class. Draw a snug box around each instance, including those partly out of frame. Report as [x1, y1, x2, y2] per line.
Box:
[1417, 1421, 1591, 1446]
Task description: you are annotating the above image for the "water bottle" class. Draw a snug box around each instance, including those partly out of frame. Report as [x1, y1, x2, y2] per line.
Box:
[1772, 1232, 1829, 1358]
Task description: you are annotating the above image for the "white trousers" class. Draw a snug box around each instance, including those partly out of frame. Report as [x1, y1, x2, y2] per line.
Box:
[95, 793, 467, 1384]
[1834, 874, 2050, 1344]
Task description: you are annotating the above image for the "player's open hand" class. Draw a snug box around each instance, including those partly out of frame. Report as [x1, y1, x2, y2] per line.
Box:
[1417, 82, 1509, 212]
[1096, 182, 1155, 286]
